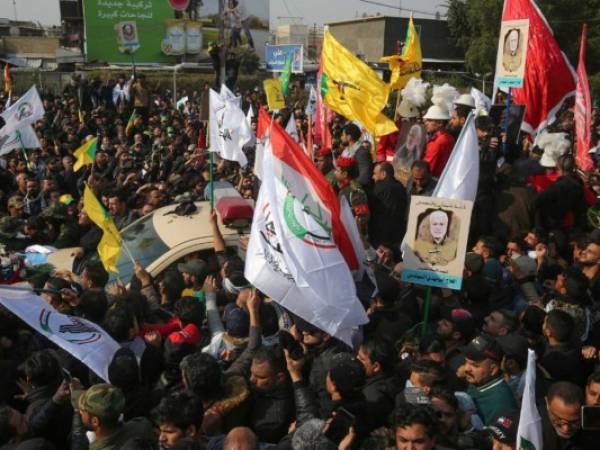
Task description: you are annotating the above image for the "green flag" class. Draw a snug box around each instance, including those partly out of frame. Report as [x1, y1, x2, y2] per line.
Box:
[280, 54, 293, 97]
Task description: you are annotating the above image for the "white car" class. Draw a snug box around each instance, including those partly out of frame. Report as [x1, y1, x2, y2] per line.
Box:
[48, 200, 249, 284]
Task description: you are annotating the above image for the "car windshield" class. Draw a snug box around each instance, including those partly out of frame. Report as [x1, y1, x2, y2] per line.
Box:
[108, 213, 169, 284]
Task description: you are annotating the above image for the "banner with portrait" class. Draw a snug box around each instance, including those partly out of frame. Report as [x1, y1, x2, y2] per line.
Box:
[401, 196, 473, 290]
[392, 120, 427, 185]
[495, 19, 530, 88]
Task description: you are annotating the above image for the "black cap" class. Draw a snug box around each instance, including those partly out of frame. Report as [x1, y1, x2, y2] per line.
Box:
[441, 307, 475, 340]
[496, 333, 529, 368]
[487, 410, 519, 445]
[464, 334, 503, 362]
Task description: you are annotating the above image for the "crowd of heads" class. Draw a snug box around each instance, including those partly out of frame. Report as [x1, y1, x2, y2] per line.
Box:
[0, 73, 600, 450]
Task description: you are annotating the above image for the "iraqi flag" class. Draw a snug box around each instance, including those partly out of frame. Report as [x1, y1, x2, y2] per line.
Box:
[245, 114, 366, 345]
[501, 0, 576, 136]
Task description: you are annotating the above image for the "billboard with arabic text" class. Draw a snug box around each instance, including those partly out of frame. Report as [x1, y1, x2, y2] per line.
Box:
[265, 44, 303, 73]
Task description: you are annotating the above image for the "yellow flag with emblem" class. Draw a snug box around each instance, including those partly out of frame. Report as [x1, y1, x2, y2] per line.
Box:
[263, 79, 286, 110]
[380, 16, 422, 90]
[321, 32, 397, 137]
[83, 185, 122, 272]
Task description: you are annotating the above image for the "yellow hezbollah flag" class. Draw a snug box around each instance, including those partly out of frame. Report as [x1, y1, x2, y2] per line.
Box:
[73, 137, 98, 172]
[125, 109, 137, 135]
[380, 17, 422, 90]
[321, 32, 397, 137]
[263, 79, 286, 110]
[83, 185, 122, 273]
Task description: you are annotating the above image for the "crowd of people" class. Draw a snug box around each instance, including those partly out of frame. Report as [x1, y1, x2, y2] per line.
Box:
[0, 71, 600, 450]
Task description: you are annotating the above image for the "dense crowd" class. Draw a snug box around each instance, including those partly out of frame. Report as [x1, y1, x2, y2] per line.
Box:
[0, 72, 600, 450]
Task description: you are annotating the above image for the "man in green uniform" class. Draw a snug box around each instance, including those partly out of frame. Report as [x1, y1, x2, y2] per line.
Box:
[40, 203, 80, 249]
[71, 384, 154, 450]
[334, 156, 370, 236]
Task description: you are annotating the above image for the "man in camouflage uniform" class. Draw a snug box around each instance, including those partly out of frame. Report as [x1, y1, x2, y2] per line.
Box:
[334, 156, 370, 236]
[0, 215, 28, 251]
[71, 384, 154, 450]
[40, 203, 80, 249]
[314, 147, 336, 188]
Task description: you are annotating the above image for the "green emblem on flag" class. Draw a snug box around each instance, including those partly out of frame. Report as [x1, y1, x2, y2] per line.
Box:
[520, 437, 537, 450]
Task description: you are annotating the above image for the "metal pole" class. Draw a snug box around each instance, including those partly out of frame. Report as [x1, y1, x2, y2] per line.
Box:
[218, 0, 227, 87]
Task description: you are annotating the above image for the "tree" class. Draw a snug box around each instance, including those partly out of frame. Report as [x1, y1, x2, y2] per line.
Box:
[446, 0, 600, 96]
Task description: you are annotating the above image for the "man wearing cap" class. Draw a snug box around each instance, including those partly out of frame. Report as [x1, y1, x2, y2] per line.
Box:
[448, 94, 475, 139]
[40, 203, 80, 249]
[6, 195, 25, 219]
[496, 333, 529, 402]
[314, 147, 336, 187]
[70, 383, 154, 450]
[437, 307, 475, 376]
[178, 258, 208, 300]
[422, 105, 456, 177]
[486, 410, 519, 450]
[334, 156, 370, 235]
[462, 334, 517, 425]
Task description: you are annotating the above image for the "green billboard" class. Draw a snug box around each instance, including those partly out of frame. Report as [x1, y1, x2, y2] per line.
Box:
[83, 0, 176, 64]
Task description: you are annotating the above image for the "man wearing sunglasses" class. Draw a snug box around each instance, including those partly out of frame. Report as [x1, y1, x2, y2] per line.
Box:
[541, 381, 586, 450]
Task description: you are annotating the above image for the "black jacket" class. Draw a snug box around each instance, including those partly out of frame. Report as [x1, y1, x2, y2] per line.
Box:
[25, 384, 72, 449]
[307, 339, 351, 417]
[368, 178, 407, 247]
[362, 372, 399, 429]
[535, 174, 587, 230]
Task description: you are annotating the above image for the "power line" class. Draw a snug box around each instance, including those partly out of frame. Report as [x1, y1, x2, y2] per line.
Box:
[357, 0, 439, 17]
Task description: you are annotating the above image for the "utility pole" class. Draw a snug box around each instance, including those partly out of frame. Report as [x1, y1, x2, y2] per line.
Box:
[12, 0, 18, 21]
[218, 0, 227, 88]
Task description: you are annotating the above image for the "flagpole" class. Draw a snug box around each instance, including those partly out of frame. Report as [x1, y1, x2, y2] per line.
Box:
[502, 87, 512, 156]
[15, 130, 30, 170]
[421, 286, 432, 337]
[209, 151, 214, 210]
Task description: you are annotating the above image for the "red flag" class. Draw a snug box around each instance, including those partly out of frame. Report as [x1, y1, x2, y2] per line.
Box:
[502, 0, 576, 136]
[257, 107, 270, 141]
[574, 24, 593, 172]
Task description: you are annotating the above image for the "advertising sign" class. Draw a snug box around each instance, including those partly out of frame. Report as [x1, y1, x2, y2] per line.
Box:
[401, 196, 473, 290]
[83, 0, 175, 63]
[265, 44, 304, 73]
[83, 0, 270, 64]
[495, 19, 530, 88]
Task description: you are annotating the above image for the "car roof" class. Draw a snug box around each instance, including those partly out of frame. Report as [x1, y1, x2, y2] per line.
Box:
[141, 201, 241, 247]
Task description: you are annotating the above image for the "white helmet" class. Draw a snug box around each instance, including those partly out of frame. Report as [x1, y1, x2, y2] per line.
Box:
[423, 105, 450, 121]
[454, 93, 475, 109]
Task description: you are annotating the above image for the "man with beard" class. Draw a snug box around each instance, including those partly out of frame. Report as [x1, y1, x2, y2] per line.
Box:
[462, 334, 517, 425]
[579, 230, 600, 299]
[447, 94, 475, 139]
[293, 316, 351, 417]
[70, 383, 154, 450]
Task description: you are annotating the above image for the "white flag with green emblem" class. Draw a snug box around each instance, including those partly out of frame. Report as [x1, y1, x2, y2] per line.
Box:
[244, 114, 366, 345]
[517, 349, 543, 450]
[0, 287, 119, 382]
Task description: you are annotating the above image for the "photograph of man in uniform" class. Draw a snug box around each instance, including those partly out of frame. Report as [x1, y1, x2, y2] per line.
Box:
[394, 123, 425, 169]
[414, 209, 459, 266]
[502, 28, 522, 72]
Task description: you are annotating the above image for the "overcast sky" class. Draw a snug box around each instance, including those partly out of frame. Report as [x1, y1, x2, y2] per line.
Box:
[0, 0, 442, 28]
